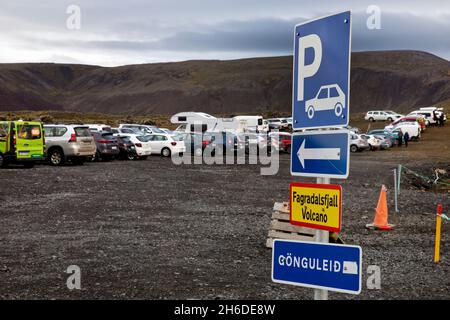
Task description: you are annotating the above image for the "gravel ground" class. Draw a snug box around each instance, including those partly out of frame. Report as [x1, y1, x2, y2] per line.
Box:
[0, 125, 449, 300]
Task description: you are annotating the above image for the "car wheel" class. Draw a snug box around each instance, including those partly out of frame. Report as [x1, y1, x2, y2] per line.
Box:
[350, 145, 358, 153]
[92, 151, 102, 162]
[127, 153, 136, 161]
[334, 103, 343, 117]
[49, 148, 65, 166]
[0, 153, 7, 168]
[288, 124, 292, 130]
[369, 117, 375, 122]
[161, 147, 171, 157]
[387, 117, 393, 122]
[307, 106, 315, 119]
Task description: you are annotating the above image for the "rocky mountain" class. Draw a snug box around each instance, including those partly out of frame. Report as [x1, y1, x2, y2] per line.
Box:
[1, 50, 449, 115]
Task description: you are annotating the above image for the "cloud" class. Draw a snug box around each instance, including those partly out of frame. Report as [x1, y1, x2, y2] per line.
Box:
[0, 1, 450, 65]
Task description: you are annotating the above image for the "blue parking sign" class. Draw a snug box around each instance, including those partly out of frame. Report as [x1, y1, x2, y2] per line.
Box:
[290, 130, 350, 179]
[292, 11, 351, 130]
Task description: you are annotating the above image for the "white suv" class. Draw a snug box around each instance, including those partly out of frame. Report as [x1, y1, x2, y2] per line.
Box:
[44, 125, 97, 165]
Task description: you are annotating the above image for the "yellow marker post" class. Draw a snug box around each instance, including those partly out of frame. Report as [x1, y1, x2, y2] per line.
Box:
[434, 204, 443, 263]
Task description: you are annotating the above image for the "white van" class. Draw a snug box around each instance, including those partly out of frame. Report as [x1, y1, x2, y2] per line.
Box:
[385, 121, 421, 140]
[407, 110, 436, 125]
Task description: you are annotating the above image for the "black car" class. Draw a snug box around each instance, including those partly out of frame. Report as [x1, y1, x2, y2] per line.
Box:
[175, 132, 213, 156]
[205, 132, 241, 156]
[91, 132, 120, 161]
[116, 136, 137, 160]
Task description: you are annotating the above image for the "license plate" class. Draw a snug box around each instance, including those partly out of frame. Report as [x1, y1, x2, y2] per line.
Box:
[111, 146, 117, 150]
[19, 151, 29, 156]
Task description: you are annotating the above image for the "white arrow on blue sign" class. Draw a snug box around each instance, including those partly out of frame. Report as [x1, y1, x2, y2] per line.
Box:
[292, 11, 351, 130]
[290, 129, 350, 179]
[272, 239, 362, 294]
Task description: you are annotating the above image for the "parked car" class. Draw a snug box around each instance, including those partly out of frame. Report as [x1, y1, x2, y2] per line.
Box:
[144, 133, 186, 157]
[205, 131, 239, 156]
[111, 127, 139, 136]
[360, 134, 383, 150]
[44, 125, 96, 166]
[86, 124, 112, 133]
[159, 128, 174, 135]
[385, 121, 421, 140]
[0, 120, 45, 168]
[91, 132, 120, 161]
[176, 132, 214, 156]
[237, 132, 270, 154]
[407, 110, 436, 126]
[119, 124, 165, 135]
[387, 116, 426, 132]
[116, 135, 137, 160]
[344, 125, 360, 134]
[350, 134, 370, 152]
[266, 119, 290, 131]
[122, 135, 152, 159]
[419, 107, 447, 124]
[376, 135, 392, 149]
[269, 132, 292, 153]
[367, 129, 397, 147]
[364, 111, 403, 122]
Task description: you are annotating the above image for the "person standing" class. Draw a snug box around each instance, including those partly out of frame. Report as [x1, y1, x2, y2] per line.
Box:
[397, 130, 403, 147]
[403, 131, 409, 147]
[439, 113, 445, 127]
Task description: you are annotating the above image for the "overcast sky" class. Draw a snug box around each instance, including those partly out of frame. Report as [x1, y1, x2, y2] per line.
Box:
[0, 0, 449, 66]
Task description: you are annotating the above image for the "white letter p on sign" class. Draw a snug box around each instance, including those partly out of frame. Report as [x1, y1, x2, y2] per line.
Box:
[297, 34, 322, 101]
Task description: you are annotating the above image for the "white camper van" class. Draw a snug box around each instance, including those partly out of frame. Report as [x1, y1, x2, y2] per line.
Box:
[171, 112, 266, 133]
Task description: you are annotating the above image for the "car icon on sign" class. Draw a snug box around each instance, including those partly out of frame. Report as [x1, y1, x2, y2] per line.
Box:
[305, 84, 346, 119]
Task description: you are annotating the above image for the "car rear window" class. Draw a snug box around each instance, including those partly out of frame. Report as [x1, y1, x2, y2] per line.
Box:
[101, 134, 116, 140]
[75, 127, 92, 137]
[17, 124, 41, 140]
[137, 135, 151, 142]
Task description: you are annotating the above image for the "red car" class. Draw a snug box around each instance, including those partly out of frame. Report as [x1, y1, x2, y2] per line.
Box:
[270, 133, 292, 153]
[391, 116, 426, 131]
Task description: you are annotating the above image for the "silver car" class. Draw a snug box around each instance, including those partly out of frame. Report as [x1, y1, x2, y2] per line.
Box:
[44, 125, 97, 165]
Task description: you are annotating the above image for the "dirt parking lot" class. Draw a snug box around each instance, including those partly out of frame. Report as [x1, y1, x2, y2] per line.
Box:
[0, 125, 449, 300]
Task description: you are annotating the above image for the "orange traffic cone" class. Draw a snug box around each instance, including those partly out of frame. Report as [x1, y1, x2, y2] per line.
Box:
[366, 185, 395, 230]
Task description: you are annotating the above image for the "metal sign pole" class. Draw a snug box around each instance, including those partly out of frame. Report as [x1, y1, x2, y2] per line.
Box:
[314, 176, 329, 300]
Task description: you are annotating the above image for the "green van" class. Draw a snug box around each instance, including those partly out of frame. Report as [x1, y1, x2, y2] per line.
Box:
[0, 121, 45, 168]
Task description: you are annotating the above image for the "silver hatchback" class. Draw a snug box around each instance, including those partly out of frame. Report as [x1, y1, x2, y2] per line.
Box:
[44, 125, 97, 165]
